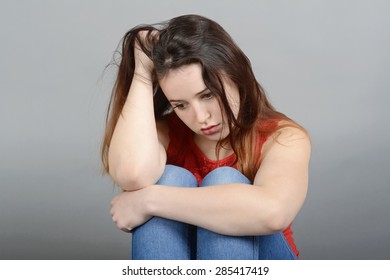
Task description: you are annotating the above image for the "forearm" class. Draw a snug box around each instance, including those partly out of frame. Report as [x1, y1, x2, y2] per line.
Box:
[146, 184, 294, 236]
[108, 78, 166, 190]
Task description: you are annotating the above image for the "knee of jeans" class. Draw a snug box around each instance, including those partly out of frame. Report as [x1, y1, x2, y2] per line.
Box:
[157, 165, 198, 187]
[200, 167, 251, 187]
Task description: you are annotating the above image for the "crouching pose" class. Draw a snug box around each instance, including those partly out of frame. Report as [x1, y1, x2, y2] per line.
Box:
[102, 14, 311, 259]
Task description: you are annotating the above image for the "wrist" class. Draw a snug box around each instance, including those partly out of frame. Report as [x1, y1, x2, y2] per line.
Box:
[143, 185, 160, 217]
[132, 71, 153, 87]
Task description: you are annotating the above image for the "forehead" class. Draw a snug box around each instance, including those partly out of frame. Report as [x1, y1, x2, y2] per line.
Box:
[159, 64, 206, 98]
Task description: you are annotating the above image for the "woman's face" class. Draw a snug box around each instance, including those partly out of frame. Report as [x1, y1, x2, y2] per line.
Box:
[159, 63, 240, 143]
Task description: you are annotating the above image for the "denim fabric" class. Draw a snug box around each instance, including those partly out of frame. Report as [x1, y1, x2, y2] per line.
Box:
[131, 165, 297, 260]
[131, 165, 197, 260]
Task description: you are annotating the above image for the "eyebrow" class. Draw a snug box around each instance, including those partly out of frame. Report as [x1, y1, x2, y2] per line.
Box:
[168, 88, 209, 103]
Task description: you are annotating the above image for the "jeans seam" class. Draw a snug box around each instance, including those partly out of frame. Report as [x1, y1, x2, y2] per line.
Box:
[278, 232, 298, 260]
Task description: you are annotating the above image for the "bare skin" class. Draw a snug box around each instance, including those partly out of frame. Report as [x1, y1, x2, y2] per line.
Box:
[109, 33, 311, 236]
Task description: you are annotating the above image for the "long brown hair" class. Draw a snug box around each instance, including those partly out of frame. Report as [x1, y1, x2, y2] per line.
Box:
[102, 14, 303, 181]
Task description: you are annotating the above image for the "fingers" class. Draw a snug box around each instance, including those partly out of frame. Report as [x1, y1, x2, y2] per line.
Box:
[114, 217, 132, 232]
[110, 195, 133, 233]
[120, 227, 132, 233]
[136, 29, 159, 44]
[110, 208, 132, 233]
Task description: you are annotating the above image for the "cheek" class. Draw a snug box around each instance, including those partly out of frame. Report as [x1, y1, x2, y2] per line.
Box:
[175, 111, 195, 128]
[215, 100, 231, 122]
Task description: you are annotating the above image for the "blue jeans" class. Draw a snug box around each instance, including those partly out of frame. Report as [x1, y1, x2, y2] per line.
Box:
[131, 165, 297, 260]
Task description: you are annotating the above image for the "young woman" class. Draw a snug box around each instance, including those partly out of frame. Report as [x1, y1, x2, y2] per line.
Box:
[102, 14, 311, 260]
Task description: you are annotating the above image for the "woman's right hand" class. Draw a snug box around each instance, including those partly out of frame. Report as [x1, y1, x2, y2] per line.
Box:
[134, 31, 155, 81]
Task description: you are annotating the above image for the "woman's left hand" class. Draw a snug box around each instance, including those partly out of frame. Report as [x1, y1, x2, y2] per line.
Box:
[110, 188, 152, 232]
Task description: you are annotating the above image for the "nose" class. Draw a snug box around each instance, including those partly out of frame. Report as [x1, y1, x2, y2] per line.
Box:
[193, 104, 210, 124]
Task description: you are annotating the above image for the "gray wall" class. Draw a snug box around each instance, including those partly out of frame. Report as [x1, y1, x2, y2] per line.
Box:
[1, 0, 389, 259]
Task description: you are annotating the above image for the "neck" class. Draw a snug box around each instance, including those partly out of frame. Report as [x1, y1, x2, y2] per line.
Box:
[193, 134, 233, 160]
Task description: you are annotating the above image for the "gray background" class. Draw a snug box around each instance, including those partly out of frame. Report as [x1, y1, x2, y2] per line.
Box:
[1, 0, 389, 260]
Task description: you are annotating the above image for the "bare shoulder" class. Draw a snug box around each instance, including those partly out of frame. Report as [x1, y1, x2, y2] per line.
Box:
[261, 120, 311, 162]
[254, 119, 311, 191]
[156, 119, 170, 150]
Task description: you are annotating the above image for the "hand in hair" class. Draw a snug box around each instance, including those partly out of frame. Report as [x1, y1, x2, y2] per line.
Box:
[133, 30, 157, 83]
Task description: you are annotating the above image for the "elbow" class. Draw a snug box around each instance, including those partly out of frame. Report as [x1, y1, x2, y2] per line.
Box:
[109, 164, 164, 191]
[266, 216, 291, 234]
[111, 170, 144, 191]
[108, 148, 166, 190]
[261, 204, 294, 234]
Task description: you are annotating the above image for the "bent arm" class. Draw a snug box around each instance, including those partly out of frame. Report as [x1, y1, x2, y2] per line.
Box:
[108, 81, 166, 190]
[144, 127, 311, 236]
[108, 35, 167, 190]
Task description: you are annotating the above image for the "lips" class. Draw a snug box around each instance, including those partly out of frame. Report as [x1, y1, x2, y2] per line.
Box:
[201, 124, 220, 136]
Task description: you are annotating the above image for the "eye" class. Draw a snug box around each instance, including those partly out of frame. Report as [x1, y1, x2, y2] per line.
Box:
[201, 92, 214, 100]
[172, 103, 188, 110]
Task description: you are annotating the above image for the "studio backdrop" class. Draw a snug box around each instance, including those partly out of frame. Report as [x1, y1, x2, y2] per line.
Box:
[1, 0, 389, 259]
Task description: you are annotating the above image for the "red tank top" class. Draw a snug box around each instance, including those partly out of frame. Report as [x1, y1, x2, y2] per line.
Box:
[166, 113, 299, 257]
